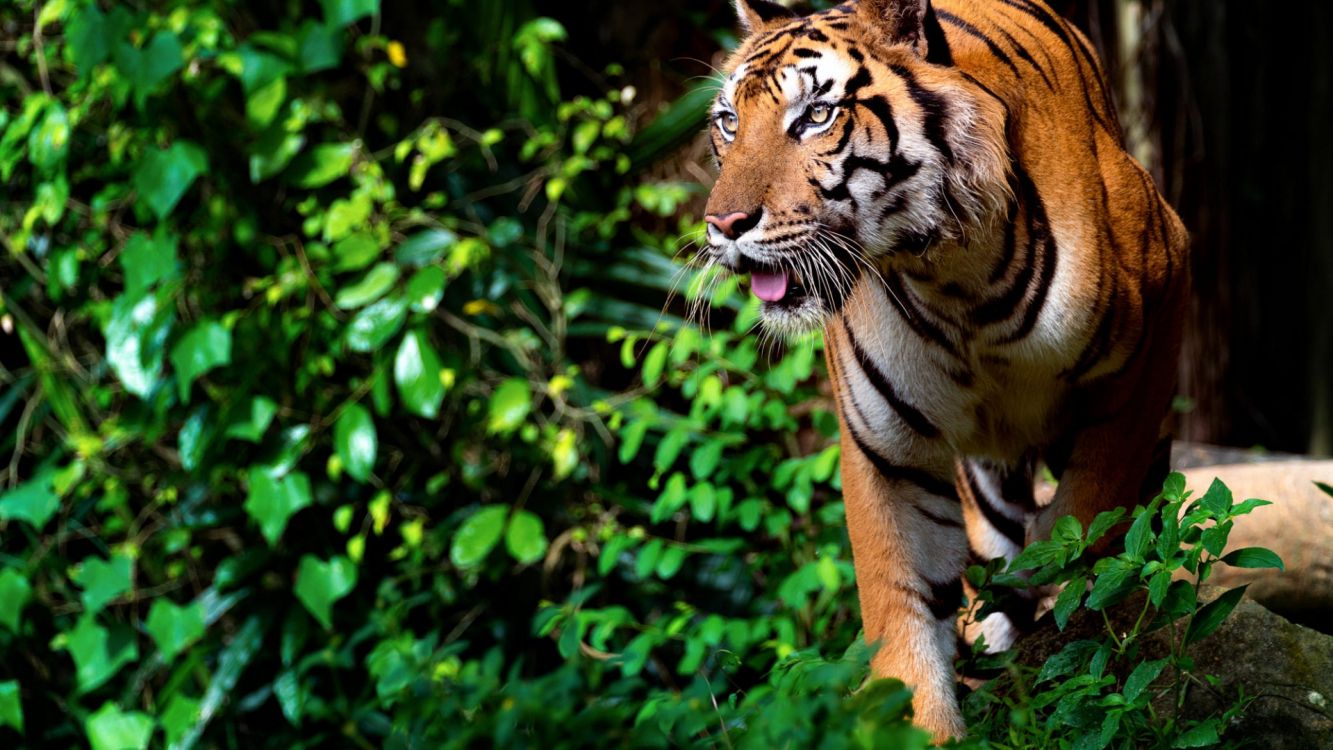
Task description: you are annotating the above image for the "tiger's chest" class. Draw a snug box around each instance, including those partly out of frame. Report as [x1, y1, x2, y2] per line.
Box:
[830, 271, 1082, 463]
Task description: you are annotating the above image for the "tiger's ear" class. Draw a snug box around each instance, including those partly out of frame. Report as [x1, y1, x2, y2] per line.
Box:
[734, 0, 797, 35]
[858, 0, 932, 56]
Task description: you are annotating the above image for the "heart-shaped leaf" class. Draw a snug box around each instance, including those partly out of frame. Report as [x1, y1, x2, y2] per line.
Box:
[85, 702, 154, 750]
[295, 555, 358, 630]
[145, 599, 206, 661]
[243, 468, 313, 546]
[77, 554, 133, 615]
[170, 320, 231, 400]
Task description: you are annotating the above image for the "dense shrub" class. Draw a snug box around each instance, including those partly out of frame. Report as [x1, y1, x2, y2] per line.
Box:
[0, 2, 1280, 748]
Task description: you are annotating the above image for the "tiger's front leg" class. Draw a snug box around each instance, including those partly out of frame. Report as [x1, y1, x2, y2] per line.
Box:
[838, 428, 969, 740]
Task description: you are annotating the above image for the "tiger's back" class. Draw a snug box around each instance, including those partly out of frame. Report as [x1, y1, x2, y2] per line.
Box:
[701, 0, 1188, 739]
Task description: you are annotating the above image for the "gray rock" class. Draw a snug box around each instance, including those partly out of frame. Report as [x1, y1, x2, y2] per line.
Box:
[1012, 586, 1333, 748]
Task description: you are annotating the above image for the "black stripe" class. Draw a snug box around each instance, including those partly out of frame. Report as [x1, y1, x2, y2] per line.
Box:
[746, 0, 797, 23]
[996, 189, 1057, 343]
[925, 578, 964, 620]
[841, 416, 958, 502]
[922, 2, 954, 66]
[963, 463, 1026, 545]
[996, 0, 1113, 134]
[888, 64, 954, 163]
[994, 25, 1054, 89]
[935, 9, 1021, 77]
[842, 320, 941, 438]
[883, 272, 963, 359]
[856, 95, 899, 153]
[792, 48, 822, 59]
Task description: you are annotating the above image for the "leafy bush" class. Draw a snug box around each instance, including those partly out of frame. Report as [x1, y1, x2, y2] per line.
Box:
[0, 1, 1281, 749]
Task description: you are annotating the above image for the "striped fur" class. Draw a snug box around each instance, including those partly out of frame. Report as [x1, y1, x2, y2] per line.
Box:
[702, 0, 1189, 739]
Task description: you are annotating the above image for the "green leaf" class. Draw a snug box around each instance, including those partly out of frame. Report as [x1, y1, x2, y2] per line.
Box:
[1185, 585, 1247, 645]
[405, 265, 446, 312]
[1163, 472, 1187, 500]
[170, 320, 231, 400]
[294, 555, 358, 630]
[0, 474, 60, 530]
[394, 330, 445, 418]
[1086, 508, 1125, 545]
[487, 378, 532, 434]
[1085, 563, 1136, 610]
[225, 397, 278, 442]
[1036, 639, 1098, 684]
[1199, 478, 1232, 516]
[120, 231, 179, 296]
[66, 615, 138, 693]
[133, 141, 207, 219]
[335, 404, 377, 481]
[287, 143, 357, 188]
[0, 568, 32, 632]
[505, 510, 548, 565]
[115, 30, 183, 97]
[641, 341, 668, 386]
[1052, 515, 1082, 544]
[77, 553, 133, 614]
[0, 680, 21, 734]
[656, 545, 686, 579]
[67, 4, 119, 74]
[1172, 718, 1221, 748]
[159, 694, 200, 748]
[335, 262, 400, 309]
[345, 295, 408, 352]
[1148, 569, 1172, 607]
[1052, 575, 1085, 630]
[689, 439, 723, 480]
[246, 77, 286, 129]
[1220, 546, 1284, 571]
[395, 229, 458, 267]
[653, 426, 689, 474]
[321, 0, 378, 26]
[249, 129, 306, 183]
[145, 599, 206, 661]
[1122, 658, 1168, 703]
[28, 103, 70, 171]
[1316, 481, 1333, 499]
[551, 427, 578, 480]
[333, 232, 383, 272]
[85, 703, 154, 750]
[1123, 506, 1155, 561]
[244, 468, 313, 546]
[296, 20, 343, 72]
[104, 292, 174, 399]
[450, 506, 508, 568]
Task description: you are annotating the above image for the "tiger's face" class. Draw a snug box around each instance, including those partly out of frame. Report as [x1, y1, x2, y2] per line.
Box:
[704, 2, 1009, 335]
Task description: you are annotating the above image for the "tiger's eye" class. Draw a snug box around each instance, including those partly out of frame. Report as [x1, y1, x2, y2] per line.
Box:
[807, 103, 832, 125]
[718, 112, 738, 135]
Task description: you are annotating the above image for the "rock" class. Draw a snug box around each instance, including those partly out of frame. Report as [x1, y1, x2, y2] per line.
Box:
[1013, 586, 1333, 748]
[1178, 461, 1333, 630]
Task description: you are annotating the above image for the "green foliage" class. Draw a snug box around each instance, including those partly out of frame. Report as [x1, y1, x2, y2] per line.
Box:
[963, 472, 1282, 748]
[0, 1, 1282, 748]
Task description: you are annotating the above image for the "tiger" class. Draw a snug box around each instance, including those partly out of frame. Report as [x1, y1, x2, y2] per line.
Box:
[699, 0, 1189, 739]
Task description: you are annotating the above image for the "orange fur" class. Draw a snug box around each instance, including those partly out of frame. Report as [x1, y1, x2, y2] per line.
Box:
[703, 0, 1189, 739]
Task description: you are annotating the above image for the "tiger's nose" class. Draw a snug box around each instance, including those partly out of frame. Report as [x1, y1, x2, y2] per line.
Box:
[705, 209, 762, 240]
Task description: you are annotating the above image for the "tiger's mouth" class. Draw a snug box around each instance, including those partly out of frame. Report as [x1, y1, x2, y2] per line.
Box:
[731, 257, 811, 309]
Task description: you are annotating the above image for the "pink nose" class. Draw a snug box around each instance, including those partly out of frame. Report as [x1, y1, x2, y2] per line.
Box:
[705, 210, 761, 240]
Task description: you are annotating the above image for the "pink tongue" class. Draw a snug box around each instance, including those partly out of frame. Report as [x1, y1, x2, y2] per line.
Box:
[751, 271, 789, 302]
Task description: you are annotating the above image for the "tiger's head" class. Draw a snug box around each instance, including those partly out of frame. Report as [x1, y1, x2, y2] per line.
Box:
[704, 0, 1010, 335]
